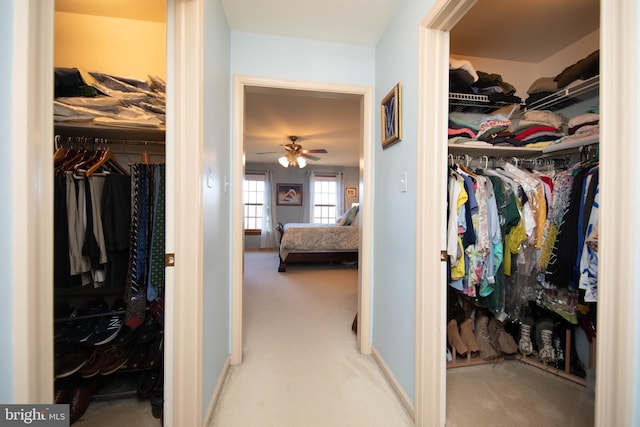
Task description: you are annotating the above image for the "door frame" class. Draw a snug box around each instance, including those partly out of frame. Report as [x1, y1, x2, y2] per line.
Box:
[15, 1, 205, 425]
[231, 75, 374, 363]
[415, 0, 635, 425]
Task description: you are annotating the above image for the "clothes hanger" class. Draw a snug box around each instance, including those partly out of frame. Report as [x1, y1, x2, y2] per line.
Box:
[86, 148, 128, 176]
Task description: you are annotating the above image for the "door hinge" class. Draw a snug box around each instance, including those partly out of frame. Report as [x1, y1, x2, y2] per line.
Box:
[440, 250, 448, 262]
[165, 253, 175, 267]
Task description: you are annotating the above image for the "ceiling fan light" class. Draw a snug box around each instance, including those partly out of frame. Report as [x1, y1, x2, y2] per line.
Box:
[278, 156, 289, 167]
[297, 157, 307, 168]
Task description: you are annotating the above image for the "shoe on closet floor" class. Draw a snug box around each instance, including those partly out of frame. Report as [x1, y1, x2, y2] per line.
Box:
[136, 315, 162, 344]
[113, 325, 138, 346]
[99, 344, 131, 375]
[79, 346, 109, 378]
[474, 315, 499, 360]
[459, 318, 480, 353]
[54, 376, 78, 404]
[447, 319, 468, 356]
[69, 377, 100, 425]
[137, 367, 162, 399]
[86, 299, 126, 346]
[55, 343, 89, 378]
[127, 341, 151, 371]
[150, 368, 164, 420]
[488, 317, 518, 355]
[144, 334, 164, 370]
[67, 297, 110, 343]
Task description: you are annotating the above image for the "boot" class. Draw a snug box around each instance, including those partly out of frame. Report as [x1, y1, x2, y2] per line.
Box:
[447, 319, 468, 356]
[539, 329, 556, 363]
[488, 317, 518, 354]
[459, 318, 480, 353]
[474, 315, 499, 360]
[518, 323, 534, 355]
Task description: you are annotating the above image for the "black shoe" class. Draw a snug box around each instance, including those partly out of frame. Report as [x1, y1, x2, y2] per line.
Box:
[571, 354, 587, 378]
[86, 299, 125, 346]
[55, 343, 89, 378]
[150, 369, 164, 419]
[144, 334, 164, 370]
[137, 316, 161, 344]
[113, 325, 138, 346]
[67, 297, 109, 343]
[137, 367, 161, 399]
[127, 341, 150, 371]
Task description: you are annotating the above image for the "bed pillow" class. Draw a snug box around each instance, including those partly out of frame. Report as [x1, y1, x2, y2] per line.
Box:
[336, 216, 348, 226]
[342, 205, 359, 226]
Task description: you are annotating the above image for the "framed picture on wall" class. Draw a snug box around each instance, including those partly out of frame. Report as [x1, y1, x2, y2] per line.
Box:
[277, 183, 303, 206]
[346, 187, 357, 198]
[381, 82, 402, 149]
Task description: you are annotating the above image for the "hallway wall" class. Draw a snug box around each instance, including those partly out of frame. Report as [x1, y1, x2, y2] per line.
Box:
[203, 0, 232, 418]
[373, 0, 437, 405]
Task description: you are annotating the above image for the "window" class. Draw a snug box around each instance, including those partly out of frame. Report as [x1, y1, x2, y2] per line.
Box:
[312, 175, 338, 224]
[244, 174, 265, 235]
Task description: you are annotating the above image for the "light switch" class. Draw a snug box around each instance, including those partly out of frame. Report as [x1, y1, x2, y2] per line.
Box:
[400, 171, 408, 192]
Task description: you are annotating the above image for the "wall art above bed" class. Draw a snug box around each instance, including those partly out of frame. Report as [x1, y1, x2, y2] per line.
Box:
[277, 183, 303, 206]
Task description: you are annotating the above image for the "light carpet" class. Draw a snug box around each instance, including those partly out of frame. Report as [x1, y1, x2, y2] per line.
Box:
[447, 362, 594, 427]
[210, 249, 414, 427]
[81, 249, 595, 426]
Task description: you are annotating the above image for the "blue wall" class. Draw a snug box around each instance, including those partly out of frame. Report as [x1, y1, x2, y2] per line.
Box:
[231, 32, 375, 85]
[202, 0, 232, 416]
[0, 0, 13, 403]
[373, 0, 436, 404]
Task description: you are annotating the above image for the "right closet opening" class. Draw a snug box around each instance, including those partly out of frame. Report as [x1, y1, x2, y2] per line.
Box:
[444, 0, 600, 423]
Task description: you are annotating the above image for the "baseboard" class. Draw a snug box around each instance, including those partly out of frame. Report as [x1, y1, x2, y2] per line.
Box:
[371, 346, 415, 421]
[204, 355, 231, 425]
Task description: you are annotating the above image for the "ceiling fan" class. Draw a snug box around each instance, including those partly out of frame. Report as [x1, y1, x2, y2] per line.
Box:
[259, 136, 328, 168]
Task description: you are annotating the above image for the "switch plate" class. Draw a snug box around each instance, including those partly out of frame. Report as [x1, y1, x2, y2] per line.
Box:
[400, 171, 408, 192]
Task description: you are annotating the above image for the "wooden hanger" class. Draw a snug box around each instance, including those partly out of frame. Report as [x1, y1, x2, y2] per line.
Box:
[86, 149, 128, 176]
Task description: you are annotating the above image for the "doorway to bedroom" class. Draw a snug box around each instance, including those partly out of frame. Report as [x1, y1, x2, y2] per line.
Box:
[231, 76, 374, 363]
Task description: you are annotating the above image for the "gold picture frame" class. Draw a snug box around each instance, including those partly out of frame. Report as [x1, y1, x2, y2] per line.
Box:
[381, 82, 402, 149]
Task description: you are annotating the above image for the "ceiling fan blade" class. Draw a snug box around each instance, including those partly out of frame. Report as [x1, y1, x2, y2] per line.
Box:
[301, 153, 320, 161]
[301, 149, 328, 154]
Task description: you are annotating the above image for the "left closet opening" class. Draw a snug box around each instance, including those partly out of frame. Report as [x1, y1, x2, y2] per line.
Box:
[52, 2, 167, 425]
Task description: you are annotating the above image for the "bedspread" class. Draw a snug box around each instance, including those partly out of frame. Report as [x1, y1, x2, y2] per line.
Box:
[280, 223, 359, 260]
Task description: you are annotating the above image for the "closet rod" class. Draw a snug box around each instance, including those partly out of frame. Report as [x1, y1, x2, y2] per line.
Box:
[55, 134, 165, 147]
[449, 154, 566, 169]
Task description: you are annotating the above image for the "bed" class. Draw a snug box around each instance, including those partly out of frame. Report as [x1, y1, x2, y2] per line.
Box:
[275, 206, 360, 272]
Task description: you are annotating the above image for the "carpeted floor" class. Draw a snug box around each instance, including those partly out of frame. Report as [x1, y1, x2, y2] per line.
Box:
[447, 362, 594, 427]
[210, 249, 413, 426]
[80, 249, 595, 426]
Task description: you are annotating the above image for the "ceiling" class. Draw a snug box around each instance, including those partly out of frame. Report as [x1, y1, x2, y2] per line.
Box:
[450, 0, 599, 62]
[244, 88, 362, 168]
[55, 0, 600, 168]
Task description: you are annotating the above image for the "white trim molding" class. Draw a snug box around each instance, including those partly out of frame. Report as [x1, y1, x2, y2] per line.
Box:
[231, 75, 374, 362]
[11, 0, 54, 404]
[597, 0, 640, 425]
[204, 356, 231, 425]
[416, 1, 477, 425]
[168, 0, 205, 425]
[372, 347, 415, 419]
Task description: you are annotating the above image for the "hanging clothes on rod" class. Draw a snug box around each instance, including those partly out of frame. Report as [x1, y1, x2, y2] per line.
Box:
[446, 153, 599, 322]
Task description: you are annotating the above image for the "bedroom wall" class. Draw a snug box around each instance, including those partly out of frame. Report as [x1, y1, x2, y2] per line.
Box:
[244, 162, 359, 249]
